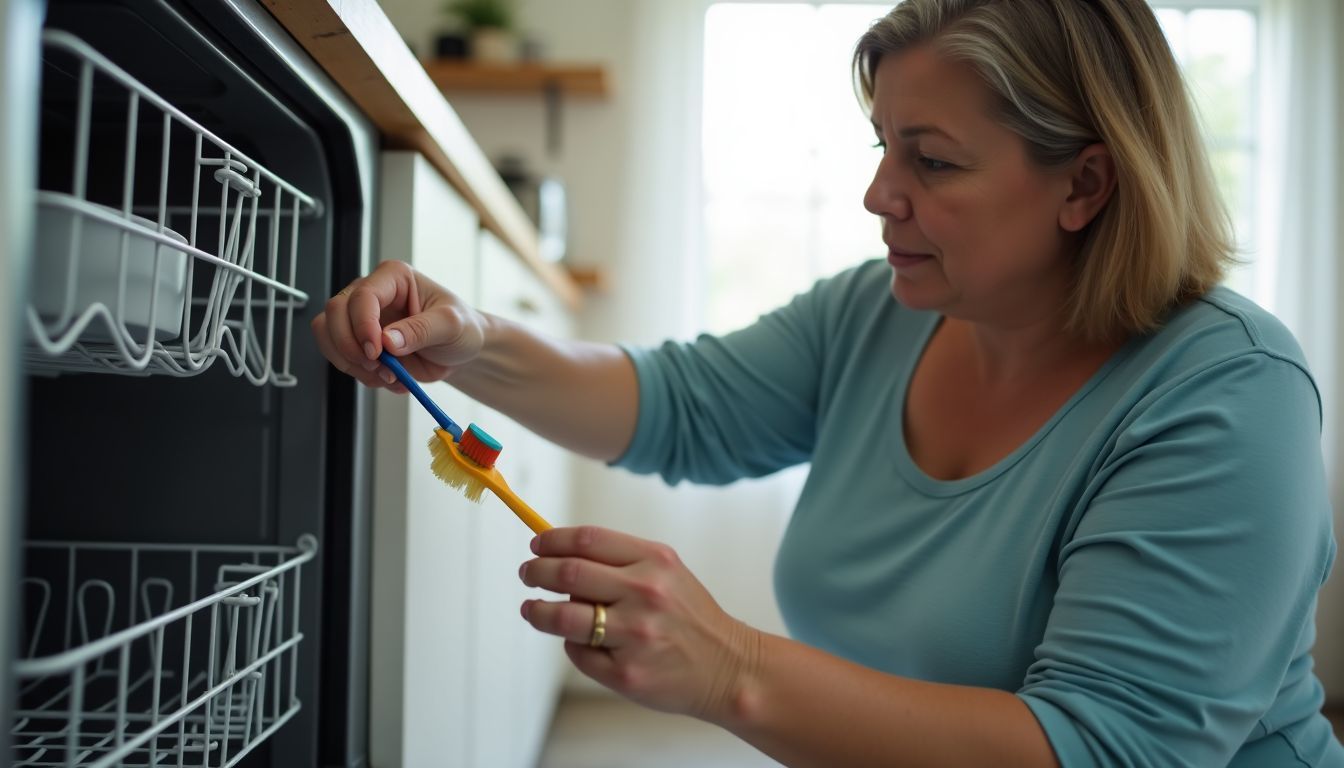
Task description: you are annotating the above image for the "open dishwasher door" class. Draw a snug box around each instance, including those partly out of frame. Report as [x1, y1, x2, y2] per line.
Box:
[4, 1, 376, 765]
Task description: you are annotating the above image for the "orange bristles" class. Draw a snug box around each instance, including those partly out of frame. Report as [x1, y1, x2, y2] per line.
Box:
[458, 424, 503, 467]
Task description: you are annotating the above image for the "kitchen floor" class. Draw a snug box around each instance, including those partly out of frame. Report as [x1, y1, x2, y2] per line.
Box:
[536, 692, 782, 768]
[537, 696, 1344, 767]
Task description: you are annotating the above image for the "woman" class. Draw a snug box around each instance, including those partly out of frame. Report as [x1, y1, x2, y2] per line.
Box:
[313, 0, 1343, 764]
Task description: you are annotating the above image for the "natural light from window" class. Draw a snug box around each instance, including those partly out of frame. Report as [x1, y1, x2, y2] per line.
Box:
[700, 2, 1261, 334]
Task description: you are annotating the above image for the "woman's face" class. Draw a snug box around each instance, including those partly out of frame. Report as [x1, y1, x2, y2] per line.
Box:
[864, 47, 1082, 326]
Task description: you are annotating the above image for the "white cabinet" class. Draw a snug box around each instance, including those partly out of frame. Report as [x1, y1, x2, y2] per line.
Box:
[471, 229, 574, 768]
[370, 154, 574, 768]
[370, 151, 480, 768]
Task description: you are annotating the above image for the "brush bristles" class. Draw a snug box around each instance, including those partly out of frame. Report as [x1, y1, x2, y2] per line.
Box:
[428, 433, 488, 502]
[459, 426, 502, 468]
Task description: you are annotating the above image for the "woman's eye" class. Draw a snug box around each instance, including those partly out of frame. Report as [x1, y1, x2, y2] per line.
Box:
[918, 155, 955, 172]
[872, 140, 887, 151]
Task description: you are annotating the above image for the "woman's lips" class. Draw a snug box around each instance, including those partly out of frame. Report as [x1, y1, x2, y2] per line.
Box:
[887, 249, 933, 268]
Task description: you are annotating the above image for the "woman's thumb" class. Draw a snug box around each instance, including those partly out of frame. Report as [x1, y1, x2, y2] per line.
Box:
[382, 308, 473, 363]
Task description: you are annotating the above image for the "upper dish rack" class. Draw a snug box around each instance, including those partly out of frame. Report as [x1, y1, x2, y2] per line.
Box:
[25, 31, 320, 387]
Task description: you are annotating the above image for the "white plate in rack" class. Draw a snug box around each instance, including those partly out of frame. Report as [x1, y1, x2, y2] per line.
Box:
[33, 192, 189, 341]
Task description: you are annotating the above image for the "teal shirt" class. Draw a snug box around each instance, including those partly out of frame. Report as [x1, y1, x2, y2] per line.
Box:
[614, 259, 1342, 767]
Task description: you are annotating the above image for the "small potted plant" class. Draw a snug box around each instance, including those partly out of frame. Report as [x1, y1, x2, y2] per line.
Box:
[443, 0, 518, 63]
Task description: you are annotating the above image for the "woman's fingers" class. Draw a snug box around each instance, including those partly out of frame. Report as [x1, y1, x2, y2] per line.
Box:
[563, 642, 620, 687]
[320, 288, 376, 374]
[531, 525, 670, 568]
[313, 261, 414, 377]
[519, 556, 627, 602]
[517, 526, 759, 719]
[313, 260, 482, 385]
[347, 279, 397, 362]
[522, 599, 617, 648]
[310, 312, 387, 389]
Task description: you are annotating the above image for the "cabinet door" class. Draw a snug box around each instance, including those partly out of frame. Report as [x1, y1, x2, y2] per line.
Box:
[370, 151, 480, 768]
[472, 230, 575, 768]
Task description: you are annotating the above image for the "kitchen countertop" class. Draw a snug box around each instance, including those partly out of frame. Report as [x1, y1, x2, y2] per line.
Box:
[260, 0, 582, 310]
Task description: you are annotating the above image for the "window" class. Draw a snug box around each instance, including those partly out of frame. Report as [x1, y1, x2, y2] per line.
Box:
[701, 3, 889, 334]
[700, 2, 1263, 332]
[1152, 5, 1260, 297]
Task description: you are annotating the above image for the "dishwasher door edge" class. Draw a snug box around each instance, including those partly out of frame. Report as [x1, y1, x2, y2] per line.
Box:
[0, 0, 43, 762]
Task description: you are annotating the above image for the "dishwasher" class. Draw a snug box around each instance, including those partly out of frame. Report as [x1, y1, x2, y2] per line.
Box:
[0, 1, 377, 765]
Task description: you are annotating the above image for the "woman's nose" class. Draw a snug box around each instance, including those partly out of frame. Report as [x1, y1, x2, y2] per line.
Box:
[864, 157, 913, 220]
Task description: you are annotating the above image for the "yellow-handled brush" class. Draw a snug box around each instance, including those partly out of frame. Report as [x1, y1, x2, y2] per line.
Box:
[380, 351, 552, 534]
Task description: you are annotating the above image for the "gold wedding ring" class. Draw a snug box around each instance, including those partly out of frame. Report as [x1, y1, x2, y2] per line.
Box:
[588, 603, 607, 648]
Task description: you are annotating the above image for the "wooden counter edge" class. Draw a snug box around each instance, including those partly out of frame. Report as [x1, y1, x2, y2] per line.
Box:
[260, 0, 583, 311]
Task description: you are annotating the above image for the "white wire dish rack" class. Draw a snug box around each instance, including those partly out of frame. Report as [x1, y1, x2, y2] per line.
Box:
[12, 535, 318, 767]
[26, 30, 321, 387]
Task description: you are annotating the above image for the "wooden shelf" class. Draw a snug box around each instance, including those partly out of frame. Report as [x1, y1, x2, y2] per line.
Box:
[563, 264, 608, 293]
[424, 60, 610, 97]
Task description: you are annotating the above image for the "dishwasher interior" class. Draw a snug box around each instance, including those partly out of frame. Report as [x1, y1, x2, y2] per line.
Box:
[14, 1, 370, 764]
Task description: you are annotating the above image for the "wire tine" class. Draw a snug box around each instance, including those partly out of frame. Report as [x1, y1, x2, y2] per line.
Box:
[178, 612, 192, 768]
[117, 644, 130, 757]
[63, 538, 76, 656]
[150, 625, 165, 766]
[118, 90, 143, 356]
[67, 663, 84, 766]
[154, 109, 175, 352]
[217, 152, 230, 267]
[129, 546, 139, 630]
[158, 112, 172, 231]
[289, 562, 300, 708]
[272, 572, 284, 720]
[55, 58, 95, 332]
[283, 196, 299, 378]
[183, 131, 203, 370]
[258, 185, 277, 385]
[204, 603, 218, 765]
[219, 603, 240, 765]
[22, 578, 51, 659]
[243, 589, 268, 740]
[238, 173, 261, 382]
[76, 580, 115, 675]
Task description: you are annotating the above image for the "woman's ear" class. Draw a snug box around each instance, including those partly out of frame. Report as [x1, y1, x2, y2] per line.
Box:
[1059, 143, 1116, 232]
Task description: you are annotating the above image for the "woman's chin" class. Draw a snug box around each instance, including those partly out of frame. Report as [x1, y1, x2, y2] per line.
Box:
[888, 273, 948, 311]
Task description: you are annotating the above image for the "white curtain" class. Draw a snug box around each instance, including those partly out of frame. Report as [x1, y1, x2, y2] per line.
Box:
[1255, 0, 1344, 697]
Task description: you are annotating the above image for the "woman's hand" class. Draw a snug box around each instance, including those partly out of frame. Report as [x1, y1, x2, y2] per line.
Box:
[519, 525, 761, 722]
[310, 260, 485, 390]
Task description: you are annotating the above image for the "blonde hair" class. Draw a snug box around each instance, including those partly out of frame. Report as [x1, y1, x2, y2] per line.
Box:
[854, 0, 1235, 341]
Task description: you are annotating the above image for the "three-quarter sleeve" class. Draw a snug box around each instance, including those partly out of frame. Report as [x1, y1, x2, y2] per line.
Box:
[611, 279, 833, 485]
[1018, 352, 1336, 766]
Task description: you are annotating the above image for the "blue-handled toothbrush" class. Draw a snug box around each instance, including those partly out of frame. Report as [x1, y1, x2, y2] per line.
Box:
[379, 350, 463, 442]
[376, 350, 552, 533]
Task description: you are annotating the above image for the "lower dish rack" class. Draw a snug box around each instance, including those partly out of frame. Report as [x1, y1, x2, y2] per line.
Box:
[11, 535, 317, 768]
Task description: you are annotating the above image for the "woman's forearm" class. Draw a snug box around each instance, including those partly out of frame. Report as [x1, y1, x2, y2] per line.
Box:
[717, 631, 1059, 768]
[447, 312, 640, 462]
